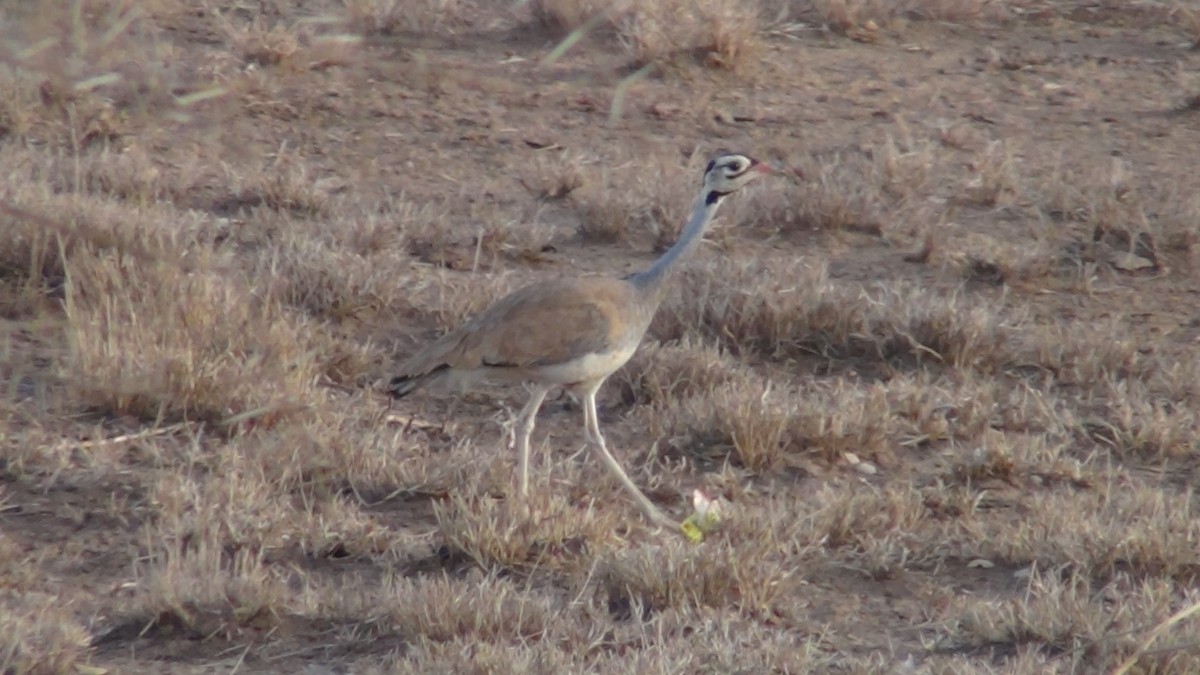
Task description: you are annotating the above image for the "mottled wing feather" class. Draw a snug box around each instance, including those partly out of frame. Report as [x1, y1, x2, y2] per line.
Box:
[454, 283, 614, 369]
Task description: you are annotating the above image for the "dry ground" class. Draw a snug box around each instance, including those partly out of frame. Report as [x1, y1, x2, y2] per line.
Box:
[3, 0, 1200, 672]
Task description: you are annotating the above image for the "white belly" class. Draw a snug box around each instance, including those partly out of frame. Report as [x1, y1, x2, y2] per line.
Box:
[431, 344, 639, 395]
[531, 344, 638, 386]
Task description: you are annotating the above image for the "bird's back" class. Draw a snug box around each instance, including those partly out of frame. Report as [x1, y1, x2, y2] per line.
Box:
[390, 276, 655, 396]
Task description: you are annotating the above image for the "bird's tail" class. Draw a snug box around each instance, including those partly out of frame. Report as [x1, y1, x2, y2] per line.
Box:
[385, 364, 448, 399]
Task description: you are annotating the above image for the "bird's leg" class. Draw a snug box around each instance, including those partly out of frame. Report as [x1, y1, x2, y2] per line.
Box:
[581, 387, 677, 527]
[515, 385, 551, 497]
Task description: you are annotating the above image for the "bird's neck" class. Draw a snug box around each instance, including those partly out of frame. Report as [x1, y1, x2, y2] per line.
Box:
[629, 190, 722, 301]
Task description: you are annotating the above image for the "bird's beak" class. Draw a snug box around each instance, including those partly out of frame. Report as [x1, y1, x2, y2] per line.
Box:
[752, 159, 774, 174]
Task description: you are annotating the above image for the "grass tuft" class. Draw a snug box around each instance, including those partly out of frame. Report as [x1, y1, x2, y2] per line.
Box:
[0, 592, 93, 675]
[343, 0, 469, 35]
[601, 535, 793, 617]
[656, 257, 1014, 371]
[435, 489, 623, 573]
[135, 534, 286, 639]
[317, 572, 562, 646]
[528, 0, 615, 34]
[617, 0, 762, 69]
[653, 376, 891, 470]
[63, 246, 319, 425]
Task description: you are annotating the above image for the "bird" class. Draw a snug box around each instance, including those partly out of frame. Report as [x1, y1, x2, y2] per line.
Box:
[387, 151, 772, 526]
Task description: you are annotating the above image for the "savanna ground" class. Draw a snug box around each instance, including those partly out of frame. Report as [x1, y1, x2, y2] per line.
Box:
[4, 0, 1200, 672]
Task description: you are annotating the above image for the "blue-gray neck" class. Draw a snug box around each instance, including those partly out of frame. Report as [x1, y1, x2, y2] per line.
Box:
[628, 190, 723, 303]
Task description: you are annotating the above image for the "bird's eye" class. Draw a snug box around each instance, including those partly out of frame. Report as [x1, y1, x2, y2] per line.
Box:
[726, 161, 744, 174]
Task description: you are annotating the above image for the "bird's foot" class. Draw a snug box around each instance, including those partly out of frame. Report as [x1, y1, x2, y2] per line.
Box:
[678, 490, 727, 543]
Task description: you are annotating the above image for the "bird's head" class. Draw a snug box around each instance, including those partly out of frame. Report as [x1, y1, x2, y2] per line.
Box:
[701, 150, 772, 205]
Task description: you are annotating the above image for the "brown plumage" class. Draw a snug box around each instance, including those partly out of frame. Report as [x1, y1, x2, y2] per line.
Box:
[389, 151, 771, 526]
[390, 278, 643, 396]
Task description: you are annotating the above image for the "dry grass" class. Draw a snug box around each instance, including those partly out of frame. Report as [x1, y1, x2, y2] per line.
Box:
[134, 535, 288, 639]
[3, 1, 1200, 673]
[343, 0, 470, 35]
[647, 375, 891, 471]
[0, 592, 93, 675]
[566, 149, 704, 248]
[654, 256, 1015, 371]
[739, 150, 888, 235]
[528, 0, 616, 34]
[946, 570, 1195, 669]
[1175, 3, 1200, 48]
[435, 488, 625, 572]
[615, 0, 763, 69]
[528, 0, 763, 69]
[600, 534, 795, 616]
[64, 249, 322, 425]
[321, 571, 564, 645]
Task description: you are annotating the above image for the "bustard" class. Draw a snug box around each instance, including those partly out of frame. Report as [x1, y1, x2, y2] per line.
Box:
[388, 151, 771, 526]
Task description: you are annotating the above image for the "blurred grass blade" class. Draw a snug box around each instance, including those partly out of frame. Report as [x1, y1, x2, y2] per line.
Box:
[174, 86, 229, 107]
[73, 72, 122, 92]
[220, 401, 310, 428]
[97, 6, 142, 49]
[297, 14, 342, 26]
[16, 37, 58, 60]
[316, 34, 364, 46]
[70, 0, 87, 54]
[540, 11, 609, 68]
[607, 62, 654, 126]
[1112, 599, 1200, 675]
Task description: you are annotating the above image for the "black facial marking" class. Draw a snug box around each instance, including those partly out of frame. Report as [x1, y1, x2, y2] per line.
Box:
[705, 159, 716, 174]
[705, 190, 727, 206]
